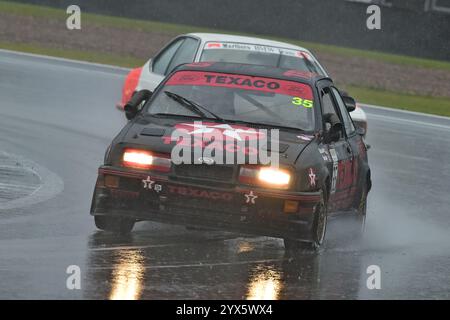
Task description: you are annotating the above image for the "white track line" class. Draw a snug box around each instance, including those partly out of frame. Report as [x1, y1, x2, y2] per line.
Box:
[367, 113, 450, 131]
[0, 49, 131, 72]
[361, 103, 450, 120]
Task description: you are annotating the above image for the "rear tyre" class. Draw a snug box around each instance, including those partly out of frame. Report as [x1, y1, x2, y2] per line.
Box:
[94, 215, 135, 234]
[284, 188, 328, 252]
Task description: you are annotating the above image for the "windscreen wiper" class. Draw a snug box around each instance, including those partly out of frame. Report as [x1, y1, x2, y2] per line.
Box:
[149, 113, 202, 119]
[164, 91, 225, 122]
[223, 119, 306, 132]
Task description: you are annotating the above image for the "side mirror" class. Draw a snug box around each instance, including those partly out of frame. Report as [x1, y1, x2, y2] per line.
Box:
[342, 95, 356, 112]
[323, 113, 343, 143]
[124, 89, 152, 120]
[356, 125, 366, 137]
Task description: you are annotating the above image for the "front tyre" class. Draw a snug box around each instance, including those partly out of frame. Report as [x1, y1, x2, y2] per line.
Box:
[94, 215, 135, 234]
[284, 188, 328, 252]
[353, 182, 368, 237]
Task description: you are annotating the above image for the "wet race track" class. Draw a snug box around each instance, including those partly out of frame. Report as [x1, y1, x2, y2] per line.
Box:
[0, 50, 449, 299]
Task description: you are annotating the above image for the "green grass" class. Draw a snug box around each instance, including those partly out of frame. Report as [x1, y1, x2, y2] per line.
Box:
[284, 41, 450, 72]
[0, 42, 145, 68]
[345, 85, 450, 117]
[1, 0, 449, 117]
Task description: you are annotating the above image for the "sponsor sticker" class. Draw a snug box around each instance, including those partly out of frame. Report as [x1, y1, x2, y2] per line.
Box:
[244, 190, 258, 204]
[168, 185, 234, 201]
[283, 70, 314, 79]
[318, 147, 330, 161]
[204, 42, 313, 60]
[308, 168, 317, 187]
[166, 71, 314, 99]
[329, 148, 339, 194]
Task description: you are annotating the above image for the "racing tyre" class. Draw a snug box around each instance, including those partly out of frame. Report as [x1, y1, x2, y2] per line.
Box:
[284, 188, 328, 252]
[94, 215, 135, 234]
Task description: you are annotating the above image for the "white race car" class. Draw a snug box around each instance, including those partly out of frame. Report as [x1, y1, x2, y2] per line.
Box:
[118, 33, 367, 134]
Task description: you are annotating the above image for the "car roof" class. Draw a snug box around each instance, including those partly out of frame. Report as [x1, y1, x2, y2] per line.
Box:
[173, 61, 330, 86]
[187, 33, 312, 53]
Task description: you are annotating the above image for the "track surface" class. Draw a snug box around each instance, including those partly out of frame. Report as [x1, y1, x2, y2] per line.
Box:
[0, 51, 449, 299]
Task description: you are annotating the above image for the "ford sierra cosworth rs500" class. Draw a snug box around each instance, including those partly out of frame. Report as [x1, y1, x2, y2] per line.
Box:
[91, 62, 371, 251]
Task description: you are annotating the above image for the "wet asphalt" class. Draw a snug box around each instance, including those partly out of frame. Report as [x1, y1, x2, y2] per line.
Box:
[0, 51, 449, 299]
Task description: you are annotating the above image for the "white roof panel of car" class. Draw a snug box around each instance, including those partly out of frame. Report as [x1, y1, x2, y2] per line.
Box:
[187, 33, 312, 53]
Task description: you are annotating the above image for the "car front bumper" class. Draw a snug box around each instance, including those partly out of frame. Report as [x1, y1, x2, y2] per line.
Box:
[90, 166, 323, 240]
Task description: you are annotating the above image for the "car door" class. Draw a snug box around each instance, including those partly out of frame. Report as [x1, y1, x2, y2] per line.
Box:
[331, 87, 364, 206]
[137, 37, 200, 92]
[318, 83, 354, 212]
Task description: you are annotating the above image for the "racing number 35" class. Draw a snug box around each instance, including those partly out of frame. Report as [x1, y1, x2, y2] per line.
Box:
[292, 97, 313, 108]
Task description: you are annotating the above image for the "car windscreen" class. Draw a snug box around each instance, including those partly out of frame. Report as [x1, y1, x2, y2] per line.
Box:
[146, 70, 316, 131]
[200, 42, 325, 76]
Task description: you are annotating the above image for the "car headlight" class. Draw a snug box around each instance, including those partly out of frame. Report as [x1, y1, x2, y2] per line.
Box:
[122, 149, 171, 172]
[258, 167, 291, 186]
[239, 166, 292, 189]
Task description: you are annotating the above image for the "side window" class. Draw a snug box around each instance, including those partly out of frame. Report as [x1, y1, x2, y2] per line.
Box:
[321, 87, 339, 116]
[331, 87, 355, 136]
[166, 37, 199, 75]
[152, 38, 185, 75]
[320, 86, 343, 140]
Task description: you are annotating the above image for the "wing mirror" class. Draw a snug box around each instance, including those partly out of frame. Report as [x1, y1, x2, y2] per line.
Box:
[323, 113, 343, 143]
[342, 95, 356, 112]
[124, 89, 152, 120]
[339, 90, 356, 113]
[356, 125, 366, 136]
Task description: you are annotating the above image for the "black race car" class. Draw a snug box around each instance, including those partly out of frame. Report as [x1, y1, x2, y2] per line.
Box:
[90, 62, 371, 250]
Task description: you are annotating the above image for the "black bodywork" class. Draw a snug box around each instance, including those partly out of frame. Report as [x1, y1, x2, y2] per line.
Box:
[91, 62, 371, 244]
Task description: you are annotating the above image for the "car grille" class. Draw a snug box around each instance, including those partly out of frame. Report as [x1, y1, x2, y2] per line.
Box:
[174, 164, 234, 182]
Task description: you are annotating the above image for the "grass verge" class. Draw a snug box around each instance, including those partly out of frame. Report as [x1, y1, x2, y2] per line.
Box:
[345, 86, 450, 117]
[0, 0, 449, 117]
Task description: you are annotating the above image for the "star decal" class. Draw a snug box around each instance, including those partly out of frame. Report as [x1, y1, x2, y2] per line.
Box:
[183, 123, 260, 141]
[308, 168, 316, 187]
[142, 176, 155, 190]
[244, 191, 258, 204]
